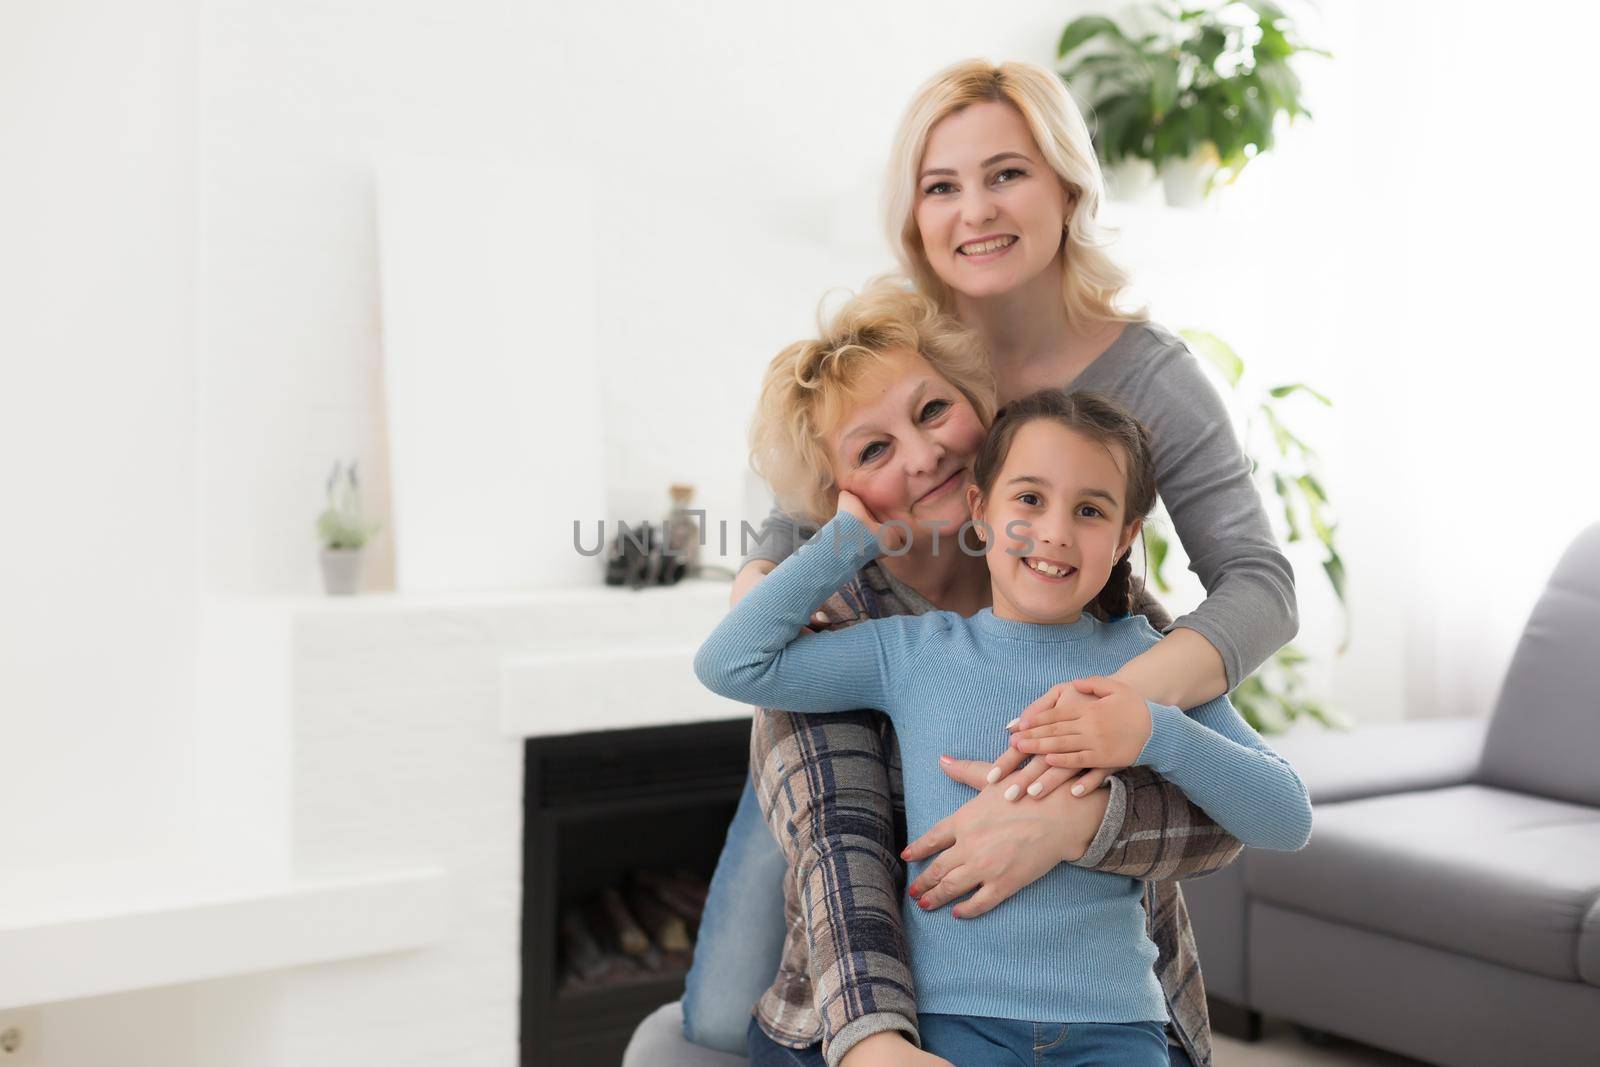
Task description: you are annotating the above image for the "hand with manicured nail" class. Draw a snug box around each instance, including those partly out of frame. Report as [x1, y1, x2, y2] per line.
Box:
[899, 754, 1110, 919]
[986, 676, 1153, 799]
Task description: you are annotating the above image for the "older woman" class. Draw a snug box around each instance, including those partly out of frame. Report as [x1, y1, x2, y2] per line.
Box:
[685, 59, 1296, 1067]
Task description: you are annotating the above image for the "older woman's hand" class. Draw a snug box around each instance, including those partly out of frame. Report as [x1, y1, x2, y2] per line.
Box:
[899, 755, 1111, 918]
[839, 1031, 955, 1067]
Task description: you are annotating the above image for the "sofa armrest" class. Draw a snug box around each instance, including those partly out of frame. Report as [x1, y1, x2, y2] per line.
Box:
[1267, 718, 1487, 804]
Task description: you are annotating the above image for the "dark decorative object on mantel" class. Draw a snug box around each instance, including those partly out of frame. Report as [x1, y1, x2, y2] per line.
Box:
[603, 521, 689, 588]
[604, 483, 710, 588]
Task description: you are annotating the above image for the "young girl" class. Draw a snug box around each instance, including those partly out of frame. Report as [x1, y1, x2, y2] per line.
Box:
[695, 389, 1312, 1066]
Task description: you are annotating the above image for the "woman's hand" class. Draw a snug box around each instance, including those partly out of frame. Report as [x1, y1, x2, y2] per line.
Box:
[985, 676, 1154, 798]
[836, 490, 908, 551]
[839, 1031, 954, 1067]
[899, 755, 1110, 918]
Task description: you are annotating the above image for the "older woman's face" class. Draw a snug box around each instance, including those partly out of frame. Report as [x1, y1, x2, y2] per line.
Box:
[914, 100, 1071, 301]
[824, 347, 987, 541]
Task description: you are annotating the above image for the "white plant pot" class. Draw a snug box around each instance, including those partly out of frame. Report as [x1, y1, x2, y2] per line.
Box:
[1103, 158, 1158, 203]
[1161, 154, 1218, 209]
[320, 547, 365, 596]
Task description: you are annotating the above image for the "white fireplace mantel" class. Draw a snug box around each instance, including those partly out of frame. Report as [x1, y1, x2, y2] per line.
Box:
[496, 579, 749, 737]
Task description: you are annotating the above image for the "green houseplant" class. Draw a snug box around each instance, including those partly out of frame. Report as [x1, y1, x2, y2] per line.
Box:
[1144, 331, 1346, 732]
[316, 459, 382, 595]
[1057, 0, 1326, 205]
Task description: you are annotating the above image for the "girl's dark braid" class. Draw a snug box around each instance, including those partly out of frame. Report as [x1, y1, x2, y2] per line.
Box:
[1095, 550, 1136, 619]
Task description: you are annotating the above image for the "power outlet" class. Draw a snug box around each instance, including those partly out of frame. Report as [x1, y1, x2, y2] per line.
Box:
[0, 1009, 41, 1066]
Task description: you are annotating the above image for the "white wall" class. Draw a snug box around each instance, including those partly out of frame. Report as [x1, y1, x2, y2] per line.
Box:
[1, 5, 207, 1059]
[0, 0, 202, 885]
[1375, 7, 1600, 719]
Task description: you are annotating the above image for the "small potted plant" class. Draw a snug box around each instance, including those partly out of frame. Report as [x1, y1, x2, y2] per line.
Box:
[316, 459, 381, 596]
[1057, 0, 1326, 206]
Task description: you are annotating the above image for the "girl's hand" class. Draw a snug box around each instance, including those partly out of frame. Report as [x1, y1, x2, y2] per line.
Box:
[839, 1031, 954, 1067]
[835, 490, 908, 551]
[983, 680, 1102, 798]
[899, 756, 1110, 918]
[1015, 674, 1150, 769]
[985, 677, 1154, 798]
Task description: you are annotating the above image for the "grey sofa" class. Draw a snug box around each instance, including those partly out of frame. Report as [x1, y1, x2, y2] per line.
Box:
[628, 523, 1600, 1067]
[1182, 521, 1600, 1066]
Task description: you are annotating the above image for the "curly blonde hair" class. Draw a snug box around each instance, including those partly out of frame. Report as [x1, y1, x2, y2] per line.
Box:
[884, 58, 1146, 329]
[750, 278, 996, 523]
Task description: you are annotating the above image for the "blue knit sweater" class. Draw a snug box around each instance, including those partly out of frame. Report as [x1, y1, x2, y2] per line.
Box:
[695, 512, 1312, 1025]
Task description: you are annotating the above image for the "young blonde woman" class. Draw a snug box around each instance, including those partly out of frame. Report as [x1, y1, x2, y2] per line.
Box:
[682, 59, 1297, 1067]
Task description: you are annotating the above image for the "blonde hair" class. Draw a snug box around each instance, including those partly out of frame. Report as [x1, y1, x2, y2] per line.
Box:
[884, 58, 1146, 329]
[750, 278, 997, 523]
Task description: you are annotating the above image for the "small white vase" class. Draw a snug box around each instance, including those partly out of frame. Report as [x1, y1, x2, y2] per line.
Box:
[320, 547, 364, 596]
[1161, 154, 1218, 209]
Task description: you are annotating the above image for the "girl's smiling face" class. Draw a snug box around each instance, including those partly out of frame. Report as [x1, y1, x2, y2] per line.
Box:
[914, 100, 1073, 301]
[967, 419, 1142, 624]
[825, 347, 988, 542]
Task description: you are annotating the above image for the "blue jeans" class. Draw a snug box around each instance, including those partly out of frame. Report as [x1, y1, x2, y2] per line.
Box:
[748, 1016, 827, 1066]
[748, 1016, 1191, 1066]
[920, 1015, 1171, 1066]
[682, 775, 789, 1053]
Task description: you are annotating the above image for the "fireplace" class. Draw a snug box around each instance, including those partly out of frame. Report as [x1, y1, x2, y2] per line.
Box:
[519, 718, 751, 1065]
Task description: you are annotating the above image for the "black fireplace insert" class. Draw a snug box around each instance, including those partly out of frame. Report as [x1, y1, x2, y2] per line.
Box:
[520, 717, 751, 1066]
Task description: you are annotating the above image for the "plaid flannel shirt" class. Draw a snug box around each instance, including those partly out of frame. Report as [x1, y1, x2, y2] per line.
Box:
[749, 560, 1244, 1067]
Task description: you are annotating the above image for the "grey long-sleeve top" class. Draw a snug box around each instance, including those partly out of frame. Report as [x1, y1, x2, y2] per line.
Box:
[740, 320, 1298, 689]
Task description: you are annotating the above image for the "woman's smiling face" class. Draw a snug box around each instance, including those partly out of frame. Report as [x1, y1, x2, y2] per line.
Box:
[824, 347, 988, 542]
[968, 419, 1141, 624]
[914, 100, 1072, 301]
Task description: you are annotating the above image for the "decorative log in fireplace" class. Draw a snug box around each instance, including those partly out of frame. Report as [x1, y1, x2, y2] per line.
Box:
[520, 718, 751, 1066]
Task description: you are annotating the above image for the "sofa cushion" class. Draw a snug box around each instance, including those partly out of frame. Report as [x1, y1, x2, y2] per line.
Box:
[1247, 784, 1600, 981]
[1479, 522, 1600, 807]
[624, 1002, 748, 1067]
[1267, 718, 1485, 805]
